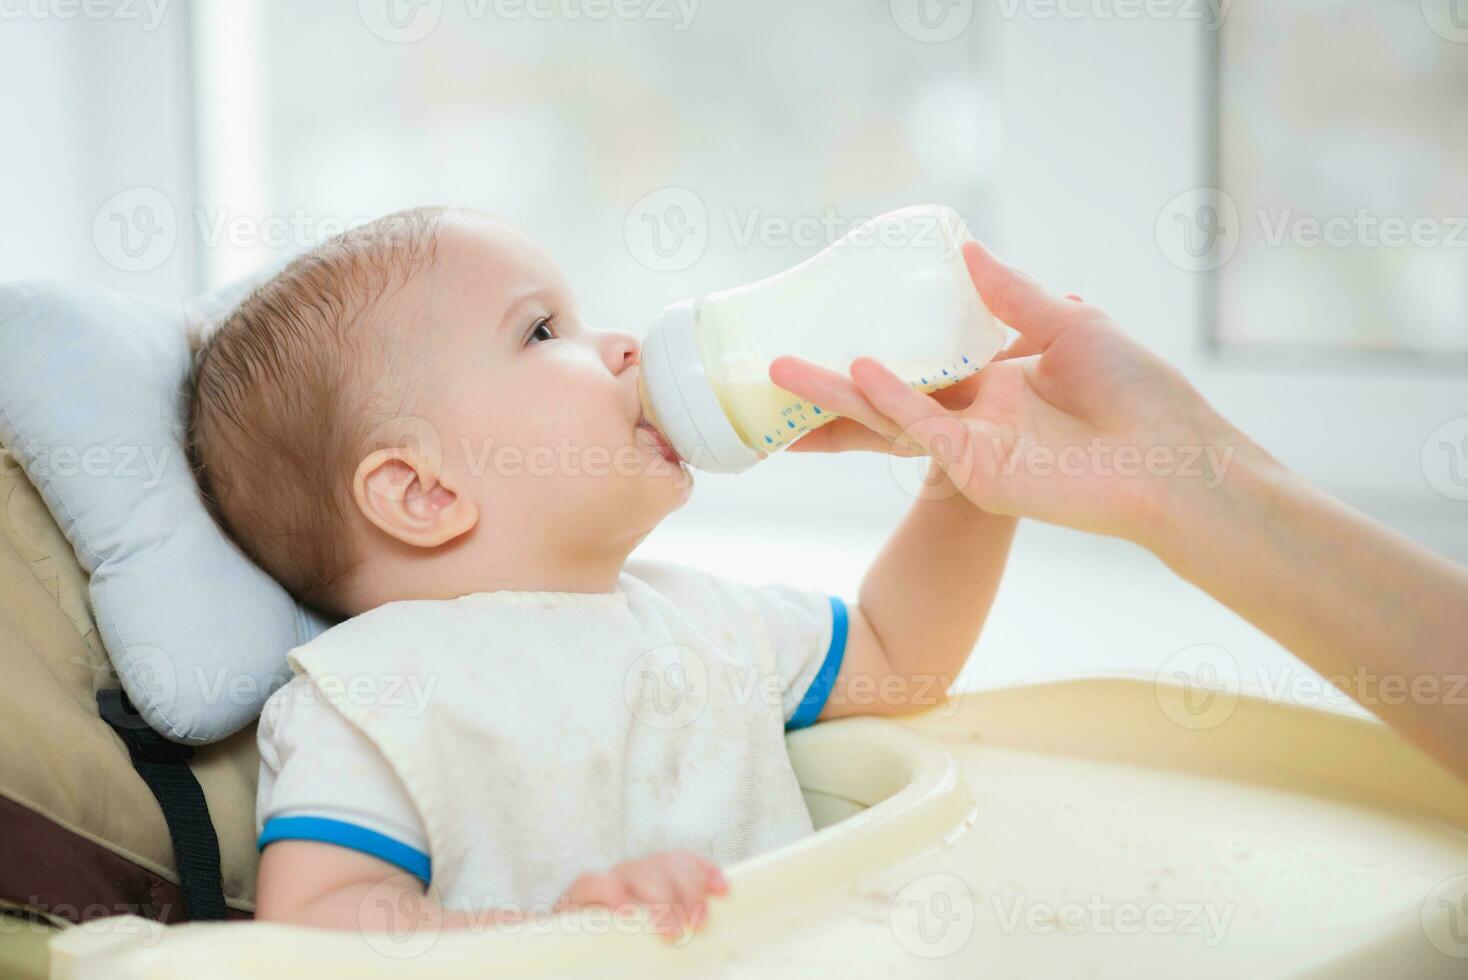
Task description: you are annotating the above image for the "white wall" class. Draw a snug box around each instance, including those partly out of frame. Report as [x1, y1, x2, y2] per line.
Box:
[6, 5, 1462, 557]
[5, 7, 1461, 698]
[0, 9, 196, 298]
[999, 12, 1467, 556]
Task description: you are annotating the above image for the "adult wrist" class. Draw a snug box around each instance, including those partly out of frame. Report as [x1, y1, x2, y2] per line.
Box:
[1142, 427, 1291, 577]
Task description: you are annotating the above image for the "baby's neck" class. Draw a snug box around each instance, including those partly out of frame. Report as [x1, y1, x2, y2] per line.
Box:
[458, 554, 629, 597]
[341, 530, 637, 615]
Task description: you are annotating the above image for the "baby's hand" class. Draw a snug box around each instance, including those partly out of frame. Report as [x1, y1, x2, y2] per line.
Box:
[555, 849, 728, 942]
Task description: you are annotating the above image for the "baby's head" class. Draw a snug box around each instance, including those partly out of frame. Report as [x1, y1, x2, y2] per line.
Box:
[188, 208, 690, 619]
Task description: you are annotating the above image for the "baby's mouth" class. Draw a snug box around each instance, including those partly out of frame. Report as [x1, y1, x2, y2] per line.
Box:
[637, 415, 682, 466]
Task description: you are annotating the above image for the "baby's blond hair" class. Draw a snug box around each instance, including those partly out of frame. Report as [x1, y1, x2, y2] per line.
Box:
[187, 207, 447, 617]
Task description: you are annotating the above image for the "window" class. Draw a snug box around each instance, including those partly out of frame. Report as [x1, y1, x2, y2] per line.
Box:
[1215, 0, 1468, 358]
[191, 0, 1004, 337]
[189, 0, 1005, 534]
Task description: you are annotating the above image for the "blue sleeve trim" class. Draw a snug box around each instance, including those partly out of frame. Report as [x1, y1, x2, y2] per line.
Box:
[786, 595, 849, 731]
[258, 816, 431, 885]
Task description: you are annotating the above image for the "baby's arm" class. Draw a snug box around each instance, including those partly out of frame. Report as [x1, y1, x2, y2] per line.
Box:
[821, 463, 1016, 720]
[255, 839, 487, 931]
[256, 840, 726, 941]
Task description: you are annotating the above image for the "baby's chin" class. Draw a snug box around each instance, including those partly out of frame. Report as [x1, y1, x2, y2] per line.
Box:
[593, 467, 690, 550]
[637, 459, 694, 526]
[640, 452, 695, 508]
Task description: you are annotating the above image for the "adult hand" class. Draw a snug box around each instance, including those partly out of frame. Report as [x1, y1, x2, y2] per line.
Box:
[775, 241, 1468, 786]
[768, 241, 1263, 549]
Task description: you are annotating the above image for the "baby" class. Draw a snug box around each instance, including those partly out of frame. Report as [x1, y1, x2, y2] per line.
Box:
[187, 207, 1013, 940]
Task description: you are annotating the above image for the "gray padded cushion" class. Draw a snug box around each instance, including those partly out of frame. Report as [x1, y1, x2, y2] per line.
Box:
[0, 276, 334, 744]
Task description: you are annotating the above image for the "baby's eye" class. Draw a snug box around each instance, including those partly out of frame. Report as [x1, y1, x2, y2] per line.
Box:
[527, 315, 558, 345]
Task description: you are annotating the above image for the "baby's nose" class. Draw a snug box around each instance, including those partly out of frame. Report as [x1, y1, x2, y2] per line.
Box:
[603, 330, 640, 373]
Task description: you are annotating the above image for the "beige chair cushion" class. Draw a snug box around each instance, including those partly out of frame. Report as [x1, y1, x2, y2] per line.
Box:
[0, 444, 258, 923]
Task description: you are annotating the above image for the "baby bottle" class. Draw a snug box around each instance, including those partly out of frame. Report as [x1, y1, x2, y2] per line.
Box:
[638, 204, 1006, 474]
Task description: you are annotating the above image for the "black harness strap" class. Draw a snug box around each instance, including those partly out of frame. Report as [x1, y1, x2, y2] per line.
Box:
[96, 688, 229, 922]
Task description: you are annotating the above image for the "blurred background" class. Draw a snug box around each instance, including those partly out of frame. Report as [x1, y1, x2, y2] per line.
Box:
[3, 0, 1465, 705]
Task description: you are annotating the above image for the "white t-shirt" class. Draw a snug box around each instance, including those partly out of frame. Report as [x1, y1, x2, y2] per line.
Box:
[255, 558, 849, 911]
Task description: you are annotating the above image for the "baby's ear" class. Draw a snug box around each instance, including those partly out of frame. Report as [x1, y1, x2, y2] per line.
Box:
[352, 446, 478, 548]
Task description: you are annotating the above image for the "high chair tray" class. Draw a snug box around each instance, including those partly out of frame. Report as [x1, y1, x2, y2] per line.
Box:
[45, 677, 1468, 979]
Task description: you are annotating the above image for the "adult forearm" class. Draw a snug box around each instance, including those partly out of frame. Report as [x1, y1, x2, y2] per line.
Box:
[1151, 442, 1468, 779]
[774, 239, 1468, 780]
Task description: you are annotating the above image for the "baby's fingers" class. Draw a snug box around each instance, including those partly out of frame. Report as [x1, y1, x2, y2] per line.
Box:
[615, 855, 698, 941]
[665, 851, 722, 934]
[672, 850, 728, 898]
[557, 872, 632, 912]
